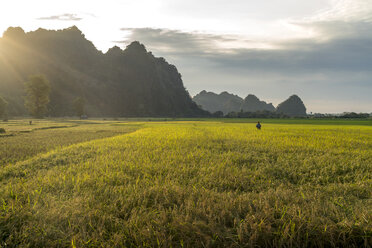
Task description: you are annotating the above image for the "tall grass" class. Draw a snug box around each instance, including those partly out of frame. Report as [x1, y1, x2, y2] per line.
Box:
[0, 120, 140, 165]
[0, 122, 371, 247]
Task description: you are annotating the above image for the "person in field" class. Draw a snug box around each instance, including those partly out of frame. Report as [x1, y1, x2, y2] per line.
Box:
[256, 121, 261, 130]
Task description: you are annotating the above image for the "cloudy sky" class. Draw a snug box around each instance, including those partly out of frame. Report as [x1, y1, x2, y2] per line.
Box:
[1, 0, 371, 113]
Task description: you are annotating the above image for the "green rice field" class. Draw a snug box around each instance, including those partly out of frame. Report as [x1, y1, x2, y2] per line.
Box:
[0, 119, 371, 247]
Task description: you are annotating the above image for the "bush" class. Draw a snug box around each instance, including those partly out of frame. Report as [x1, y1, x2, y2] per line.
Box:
[0, 128, 5, 133]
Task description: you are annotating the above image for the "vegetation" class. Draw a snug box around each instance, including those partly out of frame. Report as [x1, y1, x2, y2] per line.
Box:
[0, 119, 140, 166]
[338, 112, 370, 118]
[225, 110, 288, 118]
[24, 75, 51, 118]
[217, 118, 372, 126]
[73, 97, 86, 117]
[0, 96, 7, 119]
[0, 120, 371, 247]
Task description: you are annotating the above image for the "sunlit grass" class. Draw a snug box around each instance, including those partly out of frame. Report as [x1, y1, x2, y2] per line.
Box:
[0, 119, 140, 165]
[0, 121, 371, 247]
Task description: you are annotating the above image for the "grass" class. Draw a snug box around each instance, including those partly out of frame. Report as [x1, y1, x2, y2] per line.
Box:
[0, 120, 371, 247]
[219, 118, 372, 126]
[108, 117, 372, 126]
[0, 119, 141, 166]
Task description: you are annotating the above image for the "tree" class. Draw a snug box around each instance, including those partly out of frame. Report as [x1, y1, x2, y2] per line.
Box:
[24, 75, 51, 118]
[212, 111, 224, 118]
[0, 96, 8, 119]
[73, 97, 85, 117]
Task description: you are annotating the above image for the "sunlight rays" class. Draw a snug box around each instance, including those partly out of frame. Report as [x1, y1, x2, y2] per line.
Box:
[0, 30, 103, 90]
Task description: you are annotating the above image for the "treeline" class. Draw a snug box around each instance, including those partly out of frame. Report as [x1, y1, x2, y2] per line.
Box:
[0, 74, 86, 120]
[208, 110, 371, 119]
[310, 112, 371, 119]
[338, 112, 370, 118]
[212, 110, 289, 118]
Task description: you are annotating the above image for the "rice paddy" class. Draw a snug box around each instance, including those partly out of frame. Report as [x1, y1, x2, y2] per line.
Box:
[0, 119, 371, 247]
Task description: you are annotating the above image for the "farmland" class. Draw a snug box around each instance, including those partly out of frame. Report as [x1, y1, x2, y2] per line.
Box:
[0, 119, 371, 247]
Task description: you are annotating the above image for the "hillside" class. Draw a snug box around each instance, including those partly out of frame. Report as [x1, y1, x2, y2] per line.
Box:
[0, 26, 208, 117]
[241, 94, 275, 112]
[193, 91, 276, 114]
[276, 95, 307, 117]
[193, 90, 243, 114]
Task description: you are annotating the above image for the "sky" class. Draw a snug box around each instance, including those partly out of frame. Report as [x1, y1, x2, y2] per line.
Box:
[1, 0, 371, 113]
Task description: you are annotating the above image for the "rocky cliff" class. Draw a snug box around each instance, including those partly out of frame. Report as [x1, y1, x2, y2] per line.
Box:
[0, 26, 208, 117]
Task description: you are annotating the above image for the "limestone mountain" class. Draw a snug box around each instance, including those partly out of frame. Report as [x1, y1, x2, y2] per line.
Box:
[193, 91, 243, 114]
[193, 91, 275, 114]
[276, 95, 307, 117]
[0, 26, 208, 117]
[241, 94, 275, 112]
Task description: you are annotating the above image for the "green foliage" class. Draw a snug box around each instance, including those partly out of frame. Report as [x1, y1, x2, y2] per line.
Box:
[339, 112, 370, 118]
[24, 75, 51, 118]
[73, 97, 86, 117]
[0, 128, 5, 133]
[0, 120, 371, 247]
[225, 110, 288, 118]
[0, 96, 7, 118]
[212, 110, 224, 118]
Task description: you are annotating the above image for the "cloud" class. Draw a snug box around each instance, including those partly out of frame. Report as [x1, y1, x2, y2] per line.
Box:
[120, 20, 372, 73]
[119, 28, 244, 54]
[117, 21, 372, 113]
[308, 0, 372, 22]
[37, 13, 83, 21]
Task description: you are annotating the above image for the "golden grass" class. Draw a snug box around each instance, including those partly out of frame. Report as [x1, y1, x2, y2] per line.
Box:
[0, 121, 371, 247]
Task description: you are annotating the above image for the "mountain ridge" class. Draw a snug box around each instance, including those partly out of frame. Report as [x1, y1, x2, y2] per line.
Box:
[276, 94, 307, 117]
[193, 90, 307, 116]
[0, 26, 208, 117]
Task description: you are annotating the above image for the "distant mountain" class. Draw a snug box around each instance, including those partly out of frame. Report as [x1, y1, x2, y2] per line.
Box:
[276, 95, 307, 117]
[241, 94, 275, 112]
[0, 26, 208, 117]
[193, 91, 275, 114]
[193, 91, 243, 114]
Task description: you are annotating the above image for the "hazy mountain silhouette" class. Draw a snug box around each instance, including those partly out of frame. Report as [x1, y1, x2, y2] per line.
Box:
[193, 91, 276, 114]
[193, 91, 243, 114]
[0, 26, 208, 117]
[276, 95, 307, 117]
[241, 94, 275, 112]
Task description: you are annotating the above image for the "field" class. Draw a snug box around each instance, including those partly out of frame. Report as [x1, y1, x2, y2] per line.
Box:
[0, 119, 141, 165]
[0, 119, 371, 247]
